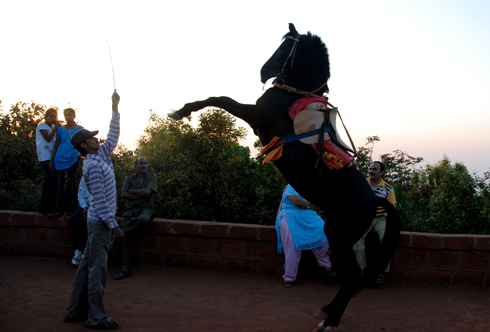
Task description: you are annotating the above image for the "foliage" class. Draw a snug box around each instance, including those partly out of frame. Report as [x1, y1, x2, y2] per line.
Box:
[135, 108, 284, 224]
[356, 135, 379, 176]
[357, 136, 490, 234]
[0, 101, 48, 211]
[2, 96, 489, 233]
[110, 144, 136, 216]
[408, 157, 490, 234]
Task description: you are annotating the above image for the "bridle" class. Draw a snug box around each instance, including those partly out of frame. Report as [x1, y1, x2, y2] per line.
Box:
[278, 34, 300, 79]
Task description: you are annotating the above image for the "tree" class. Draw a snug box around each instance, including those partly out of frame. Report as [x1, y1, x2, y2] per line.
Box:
[0, 101, 49, 211]
[135, 108, 284, 224]
[409, 156, 490, 234]
[356, 135, 380, 176]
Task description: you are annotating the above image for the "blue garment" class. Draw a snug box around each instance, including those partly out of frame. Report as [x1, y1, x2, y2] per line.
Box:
[54, 125, 83, 170]
[275, 184, 328, 254]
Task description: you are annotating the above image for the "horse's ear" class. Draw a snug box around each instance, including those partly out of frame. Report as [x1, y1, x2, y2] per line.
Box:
[289, 23, 298, 35]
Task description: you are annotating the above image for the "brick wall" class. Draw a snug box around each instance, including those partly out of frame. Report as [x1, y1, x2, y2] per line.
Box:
[1, 210, 489, 286]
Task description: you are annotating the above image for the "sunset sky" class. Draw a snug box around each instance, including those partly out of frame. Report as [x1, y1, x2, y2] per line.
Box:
[2, 0, 489, 175]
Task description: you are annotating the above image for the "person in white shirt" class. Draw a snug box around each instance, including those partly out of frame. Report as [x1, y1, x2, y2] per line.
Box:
[35, 108, 61, 216]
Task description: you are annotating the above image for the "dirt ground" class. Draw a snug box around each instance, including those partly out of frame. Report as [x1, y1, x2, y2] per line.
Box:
[1, 256, 490, 332]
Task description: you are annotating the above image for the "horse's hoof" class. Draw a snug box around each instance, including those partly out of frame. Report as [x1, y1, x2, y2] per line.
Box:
[168, 112, 183, 120]
[314, 309, 329, 320]
[312, 321, 332, 332]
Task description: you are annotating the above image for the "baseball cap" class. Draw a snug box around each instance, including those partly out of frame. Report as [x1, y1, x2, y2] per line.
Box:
[71, 129, 99, 148]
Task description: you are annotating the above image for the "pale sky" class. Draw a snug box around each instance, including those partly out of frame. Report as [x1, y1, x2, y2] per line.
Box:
[2, 0, 490, 175]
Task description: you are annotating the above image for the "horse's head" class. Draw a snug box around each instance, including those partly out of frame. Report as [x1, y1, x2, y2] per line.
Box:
[260, 23, 330, 95]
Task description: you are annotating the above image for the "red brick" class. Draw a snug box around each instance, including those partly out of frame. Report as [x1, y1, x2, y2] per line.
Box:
[187, 237, 214, 255]
[443, 234, 475, 250]
[26, 229, 51, 244]
[428, 251, 460, 269]
[165, 253, 193, 268]
[37, 215, 64, 228]
[201, 223, 229, 238]
[141, 252, 166, 266]
[37, 245, 63, 258]
[229, 224, 258, 240]
[11, 212, 37, 227]
[134, 235, 161, 251]
[60, 215, 71, 228]
[0, 227, 24, 242]
[194, 256, 223, 271]
[390, 249, 400, 267]
[0, 243, 9, 254]
[51, 229, 73, 246]
[215, 239, 245, 257]
[0, 211, 12, 226]
[396, 248, 427, 268]
[147, 220, 172, 235]
[412, 233, 443, 249]
[258, 226, 277, 242]
[475, 235, 490, 251]
[253, 259, 282, 275]
[9, 243, 36, 256]
[419, 269, 452, 285]
[159, 235, 186, 253]
[171, 221, 201, 236]
[461, 251, 490, 271]
[453, 271, 486, 286]
[398, 232, 411, 248]
[389, 267, 419, 283]
[245, 241, 275, 259]
[224, 258, 254, 273]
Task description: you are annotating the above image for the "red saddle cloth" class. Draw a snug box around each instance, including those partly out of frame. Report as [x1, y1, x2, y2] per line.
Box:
[289, 96, 354, 169]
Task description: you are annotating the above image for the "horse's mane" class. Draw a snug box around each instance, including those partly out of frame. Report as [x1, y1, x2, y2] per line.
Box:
[283, 30, 331, 94]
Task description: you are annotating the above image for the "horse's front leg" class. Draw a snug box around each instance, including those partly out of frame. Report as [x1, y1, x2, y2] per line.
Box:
[168, 96, 259, 128]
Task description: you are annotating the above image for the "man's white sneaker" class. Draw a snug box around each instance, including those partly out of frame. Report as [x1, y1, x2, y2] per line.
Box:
[71, 250, 82, 266]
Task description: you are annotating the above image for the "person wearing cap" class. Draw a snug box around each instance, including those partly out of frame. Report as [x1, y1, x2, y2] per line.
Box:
[112, 157, 157, 280]
[63, 90, 125, 330]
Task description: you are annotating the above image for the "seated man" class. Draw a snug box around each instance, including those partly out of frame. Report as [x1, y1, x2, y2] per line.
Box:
[113, 157, 157, 280]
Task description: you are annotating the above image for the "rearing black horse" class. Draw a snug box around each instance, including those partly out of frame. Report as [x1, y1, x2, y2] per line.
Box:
[170, 23, 400, 331]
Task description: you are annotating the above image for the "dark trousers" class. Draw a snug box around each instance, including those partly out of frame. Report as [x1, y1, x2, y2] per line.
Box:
[120, 209, 154, 273]
[39, 160, 57, 215]
[68, 206, 88, 252]
[55, 162, 78, 214]
[65, 221, 112, 327]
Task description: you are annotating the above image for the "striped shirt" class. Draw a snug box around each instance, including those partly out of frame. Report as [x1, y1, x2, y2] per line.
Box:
[84, 112, 120, 229]
[367, 178, 396, 219]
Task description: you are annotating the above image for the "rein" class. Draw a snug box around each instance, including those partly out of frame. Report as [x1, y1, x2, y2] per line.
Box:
[273, 81, 329, 97]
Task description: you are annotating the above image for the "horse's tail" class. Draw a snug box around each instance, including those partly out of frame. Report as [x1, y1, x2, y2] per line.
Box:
[361, 197, 401, 286]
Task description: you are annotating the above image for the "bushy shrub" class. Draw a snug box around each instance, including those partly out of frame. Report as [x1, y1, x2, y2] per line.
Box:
[0, 101, 46, 211]
[135, 109, 284, 224]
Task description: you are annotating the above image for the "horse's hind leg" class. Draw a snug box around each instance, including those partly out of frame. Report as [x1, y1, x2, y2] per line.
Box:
[315, 249, 362, 329]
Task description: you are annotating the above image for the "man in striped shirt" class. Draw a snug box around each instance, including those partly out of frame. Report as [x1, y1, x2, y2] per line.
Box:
[353, 161, 396, 285]
[64, 90, 125, 330]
